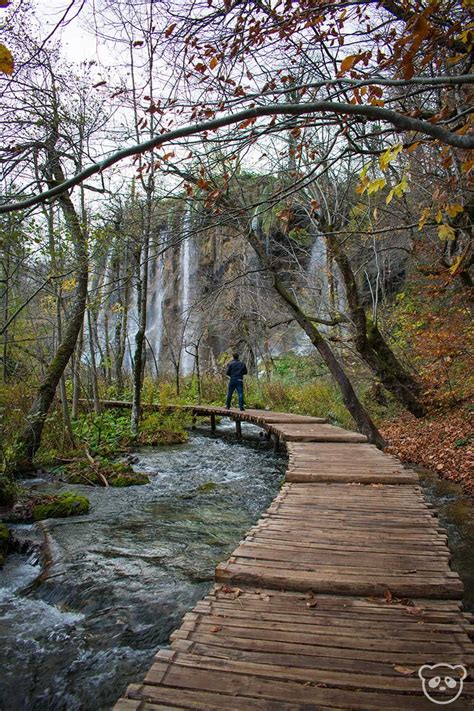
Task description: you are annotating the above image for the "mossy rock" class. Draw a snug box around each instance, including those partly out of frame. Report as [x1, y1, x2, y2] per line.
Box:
[109, 471, 149, 487]
[32, 492, 90, 521]
[62, 458, 149, 487]
[198, 481, 217, 494]
[0, 523, 10, 566]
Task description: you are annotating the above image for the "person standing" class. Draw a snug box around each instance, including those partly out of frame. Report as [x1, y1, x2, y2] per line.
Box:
[225, 353, 248, 411]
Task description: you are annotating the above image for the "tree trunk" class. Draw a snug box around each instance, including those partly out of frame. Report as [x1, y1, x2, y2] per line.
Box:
[18, 161, 88, 469]
[131, 233, 149, 435]
[246, 227, 385, 447]
[329, 235, 427, 418]
[87, 302, 101, 415]
[71, 323, 84, 420]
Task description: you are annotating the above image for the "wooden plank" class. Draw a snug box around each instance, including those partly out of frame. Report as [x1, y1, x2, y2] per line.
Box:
[216, 562, 463, 598]
[114, 403, 473, 711]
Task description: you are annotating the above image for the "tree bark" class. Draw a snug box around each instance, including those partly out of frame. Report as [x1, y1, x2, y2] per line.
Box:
[246, 227, 385, 447]
[18, 160, 88, 469]
[329, 235, 427, 417]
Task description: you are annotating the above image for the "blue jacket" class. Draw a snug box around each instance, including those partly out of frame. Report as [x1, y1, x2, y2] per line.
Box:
[226, 359, 248, 380]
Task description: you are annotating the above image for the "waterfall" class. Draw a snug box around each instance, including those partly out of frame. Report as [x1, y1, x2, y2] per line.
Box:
[123, 279, 138, 371]
[180, 206, 195, 376]
[146, 236, 167, 372]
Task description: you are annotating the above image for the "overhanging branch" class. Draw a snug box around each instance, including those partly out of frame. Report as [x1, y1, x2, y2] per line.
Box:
[1, 89, 474, 214]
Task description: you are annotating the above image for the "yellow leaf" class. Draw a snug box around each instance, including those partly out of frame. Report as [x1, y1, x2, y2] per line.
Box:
[449, 255, 463, 275]
[386, 174, 408, 204]
[209, 56, 218, 70]
[461, 159, 474, 174]
[340, 54, 361, 72]
[436, 209, 443, 223]
[379, 144, 402, 171]
[418, 207, 431, 230]
[0, 43, 13, 75]
[438, 223, 456, 240]
[445, 203, 463, 218]
[367, 177, 386, 195]
[356, 175, 369, 195]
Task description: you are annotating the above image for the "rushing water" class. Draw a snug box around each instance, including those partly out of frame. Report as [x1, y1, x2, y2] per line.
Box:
[2, 430, 473, 711]
[0, 426, 285, 711]
[418, 469, 474, 612]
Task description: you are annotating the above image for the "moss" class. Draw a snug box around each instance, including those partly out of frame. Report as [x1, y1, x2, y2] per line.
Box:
[32, 492, 90, 521]
[62, 458, 149, 487]
[0, 474, 18, 507]
[198, 481, 217, 493]
[110, 471, 149, 487]
[136, 429, 188, 446]
[0, 523, 10, 566]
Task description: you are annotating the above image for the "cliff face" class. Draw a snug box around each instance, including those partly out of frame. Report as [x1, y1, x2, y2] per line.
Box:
[117, 198, 344, 379]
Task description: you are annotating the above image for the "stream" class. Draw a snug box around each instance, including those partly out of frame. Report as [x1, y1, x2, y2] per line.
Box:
[0, 424, 285, 711]
[1, 427, 473, 711]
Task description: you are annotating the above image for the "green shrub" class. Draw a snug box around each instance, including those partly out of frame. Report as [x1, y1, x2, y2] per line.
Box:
[137, 410, 190, 446]
[0, 474, 19, 506]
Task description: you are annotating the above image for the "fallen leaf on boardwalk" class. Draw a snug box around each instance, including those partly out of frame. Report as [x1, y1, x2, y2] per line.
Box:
[210, 625, 221, 633]
[394, 665, 417, 676]
[219, 586, 242, 598]
[306, 591, 318, 608]
[406, 606, 424, 616]
[384, 589, 393, 604]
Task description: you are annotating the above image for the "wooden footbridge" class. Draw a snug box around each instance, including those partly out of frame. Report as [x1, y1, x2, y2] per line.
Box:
[110, 405, 473, 709]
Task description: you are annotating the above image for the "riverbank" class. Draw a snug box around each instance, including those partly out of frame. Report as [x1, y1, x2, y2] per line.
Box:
[381, 402, 474, 496]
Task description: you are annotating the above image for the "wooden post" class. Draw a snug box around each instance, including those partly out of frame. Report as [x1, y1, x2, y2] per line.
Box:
[192, 413, 197, 430]
[273, 433, 279, 452]
[235, 419, 242, 440]
[210, 413, 216, 433]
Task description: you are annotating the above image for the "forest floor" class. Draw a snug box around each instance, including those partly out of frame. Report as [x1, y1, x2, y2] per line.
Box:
[381, 402, 474, 496]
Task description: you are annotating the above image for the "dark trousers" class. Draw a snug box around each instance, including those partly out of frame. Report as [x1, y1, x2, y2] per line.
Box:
[226, 378, 244, 409]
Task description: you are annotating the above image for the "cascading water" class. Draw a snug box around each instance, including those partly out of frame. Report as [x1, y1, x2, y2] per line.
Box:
[145, 237, 167, 372]
[0, 430, 286, 710]
[180, 207, 196, 376]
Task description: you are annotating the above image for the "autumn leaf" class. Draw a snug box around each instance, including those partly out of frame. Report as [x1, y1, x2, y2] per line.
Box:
[394, 665, 417, 676]
[445, 204, 463, 219]
[379, 144, 402, 171]
[238, 117, 256, 129]
[0, 43, 13, 75]
[438, 223, 456, 240]
[386, 175, 408, 204]
[384, 589, 393, 604]
[196, 177, 210, 190]
[164, 23, 176, 37]
[210, 625, 221, 633]
[418, 207, 431, 230]
[209, 56, 219, 70]
[340, 53, 362, 72]
[367, 177, 386, 195]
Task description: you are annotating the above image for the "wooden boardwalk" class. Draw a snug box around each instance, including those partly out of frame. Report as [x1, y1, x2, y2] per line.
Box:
[114, 407, 474, 709]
